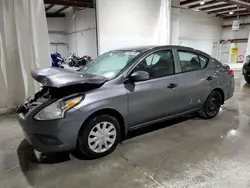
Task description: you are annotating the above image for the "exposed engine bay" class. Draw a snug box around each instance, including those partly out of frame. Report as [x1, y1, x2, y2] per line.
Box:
[17, 67, 107, 114]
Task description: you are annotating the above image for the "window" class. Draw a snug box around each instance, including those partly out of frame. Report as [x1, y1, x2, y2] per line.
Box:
[79, 51, 140, 79]
[133, 50, 174, 79]
[199, 56, 209, 68]
[178, 51, 208, 72]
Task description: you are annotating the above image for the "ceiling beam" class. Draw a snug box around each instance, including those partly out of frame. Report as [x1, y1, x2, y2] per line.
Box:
[220, 38, 248, 43]
[189, 0, 220, 9]
[44, 0, 94, 7]
[180, 0, 199, 6]
[220, 0, 250, 10]
[222, 15, 250, 19]
[55, 5, 70, 14]
[61, 0, 93, 2]
[222, 23, 250, 27]
[220, 10, 250, 17]
[208, 7, 244, 14]
[45, 4, 54, 11]
[221, 9, 249, 15]
[46, 13, 66, 17]
[200, 3, 236, 11]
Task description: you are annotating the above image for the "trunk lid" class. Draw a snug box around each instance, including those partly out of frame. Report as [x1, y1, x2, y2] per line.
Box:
[31, 68, 107, 88]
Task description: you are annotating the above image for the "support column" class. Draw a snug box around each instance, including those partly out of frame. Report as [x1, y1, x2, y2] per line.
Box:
[170, 0, 180, 45]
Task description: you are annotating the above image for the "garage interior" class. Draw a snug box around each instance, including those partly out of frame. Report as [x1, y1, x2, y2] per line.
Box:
[1, 0, 250, 187]
[45, 0, 97, 58]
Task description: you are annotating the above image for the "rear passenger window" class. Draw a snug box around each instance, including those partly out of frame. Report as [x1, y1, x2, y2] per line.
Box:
[199, 56, 209, 68]
[178, 51, 208, 72]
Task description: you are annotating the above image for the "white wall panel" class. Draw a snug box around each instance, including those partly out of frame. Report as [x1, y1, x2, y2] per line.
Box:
[46, 9, 97, 58]
[47, 17, 67, 31]
[221, 27, 249, 40]
[75, 29, 97, 58]
[171, 8, 222, 58]
[178, 10, 222, 40]
[66, 8, 97, 58]
[47, 18, 69, 56]
[222, 16, 250, 40]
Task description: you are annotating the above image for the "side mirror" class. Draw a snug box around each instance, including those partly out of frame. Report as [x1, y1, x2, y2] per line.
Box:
[129, 71, 149, 82]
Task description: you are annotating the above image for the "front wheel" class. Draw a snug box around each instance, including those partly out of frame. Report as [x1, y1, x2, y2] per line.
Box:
[198, 91, 222, 119]
[77, 114, 121, 159]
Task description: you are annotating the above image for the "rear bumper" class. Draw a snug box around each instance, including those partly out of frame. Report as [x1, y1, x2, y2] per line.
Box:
[224, 78, 234, 102]
[17, 105, 84, 153]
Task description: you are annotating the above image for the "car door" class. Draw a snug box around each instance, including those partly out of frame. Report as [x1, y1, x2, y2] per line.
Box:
[125, 49, 183, 127]
[177, 50, 213, 112]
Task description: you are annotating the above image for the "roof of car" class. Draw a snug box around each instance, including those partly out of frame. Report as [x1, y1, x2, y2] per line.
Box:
[115, 45, 157, 52]
[115, 45, 210, 57]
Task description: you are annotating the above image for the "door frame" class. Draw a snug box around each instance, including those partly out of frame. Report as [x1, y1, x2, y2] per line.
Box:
[124, 48, 180, 78]
[123, 48, 183, 127]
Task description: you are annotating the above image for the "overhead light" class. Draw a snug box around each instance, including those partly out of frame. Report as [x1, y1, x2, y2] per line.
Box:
[200, 0, 205, 5]
[229, 11, 234, 15]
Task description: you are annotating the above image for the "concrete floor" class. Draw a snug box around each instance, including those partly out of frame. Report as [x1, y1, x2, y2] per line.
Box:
[1, 70, 250, 188]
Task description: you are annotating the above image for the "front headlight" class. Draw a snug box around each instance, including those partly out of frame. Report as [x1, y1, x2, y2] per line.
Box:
[34, 96, 82, 120]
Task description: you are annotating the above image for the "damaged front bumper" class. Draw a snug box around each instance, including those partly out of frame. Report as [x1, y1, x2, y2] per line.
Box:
[16, 67, 106, 153]
[17, 98, 84, 153]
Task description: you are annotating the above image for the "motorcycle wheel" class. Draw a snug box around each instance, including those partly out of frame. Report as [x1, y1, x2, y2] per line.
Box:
[69, 61, 74, 67]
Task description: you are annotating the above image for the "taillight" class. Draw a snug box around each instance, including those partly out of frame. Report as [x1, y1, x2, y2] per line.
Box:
[227, 69, 234, 77]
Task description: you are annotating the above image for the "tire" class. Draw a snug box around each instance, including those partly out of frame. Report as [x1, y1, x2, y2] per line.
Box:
[68, 61, 74, 67]
[77, 114, 121, 159]
[82, 60, 87, 66]
[244, 76, 250, 84]
[198, 90, 222, 119]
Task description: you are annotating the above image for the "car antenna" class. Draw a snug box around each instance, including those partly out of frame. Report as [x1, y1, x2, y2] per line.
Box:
[178, 41, 183, 46]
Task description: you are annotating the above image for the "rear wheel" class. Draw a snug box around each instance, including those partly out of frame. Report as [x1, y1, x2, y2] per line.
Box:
[198, 91, 222, 119]
[68, 61, 74, 67]
[244, 75, 250, 83]
[77, 114, 121, 159]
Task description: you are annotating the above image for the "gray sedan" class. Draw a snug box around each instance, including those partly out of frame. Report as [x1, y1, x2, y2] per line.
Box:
[17, 45, 234, 159]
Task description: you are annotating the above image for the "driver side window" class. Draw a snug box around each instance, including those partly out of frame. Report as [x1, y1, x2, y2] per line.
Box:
[133, 50, 174, 79]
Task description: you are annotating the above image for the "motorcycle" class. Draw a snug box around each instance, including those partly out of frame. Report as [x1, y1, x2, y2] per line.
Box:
[68, 54, 92, 67]
[51, 53, 64, 68]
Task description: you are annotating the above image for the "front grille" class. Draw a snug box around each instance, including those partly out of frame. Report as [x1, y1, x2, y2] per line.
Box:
[17, 98, 41, 115]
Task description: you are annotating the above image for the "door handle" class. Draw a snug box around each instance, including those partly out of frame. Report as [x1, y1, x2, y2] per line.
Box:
[206, 76, 213, 81]
[167, 83, 178, 89]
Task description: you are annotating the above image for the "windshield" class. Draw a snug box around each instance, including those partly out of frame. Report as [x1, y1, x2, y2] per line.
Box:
[79, 51, 140, 79]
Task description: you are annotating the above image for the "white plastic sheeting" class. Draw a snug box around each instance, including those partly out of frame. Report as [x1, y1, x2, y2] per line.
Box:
[0, 0, 50, 114]
[157, 0, 171, 45]
[96, 0, 172, 54]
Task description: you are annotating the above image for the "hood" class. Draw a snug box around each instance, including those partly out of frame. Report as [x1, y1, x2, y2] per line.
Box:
[31, 68, 108, 88]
